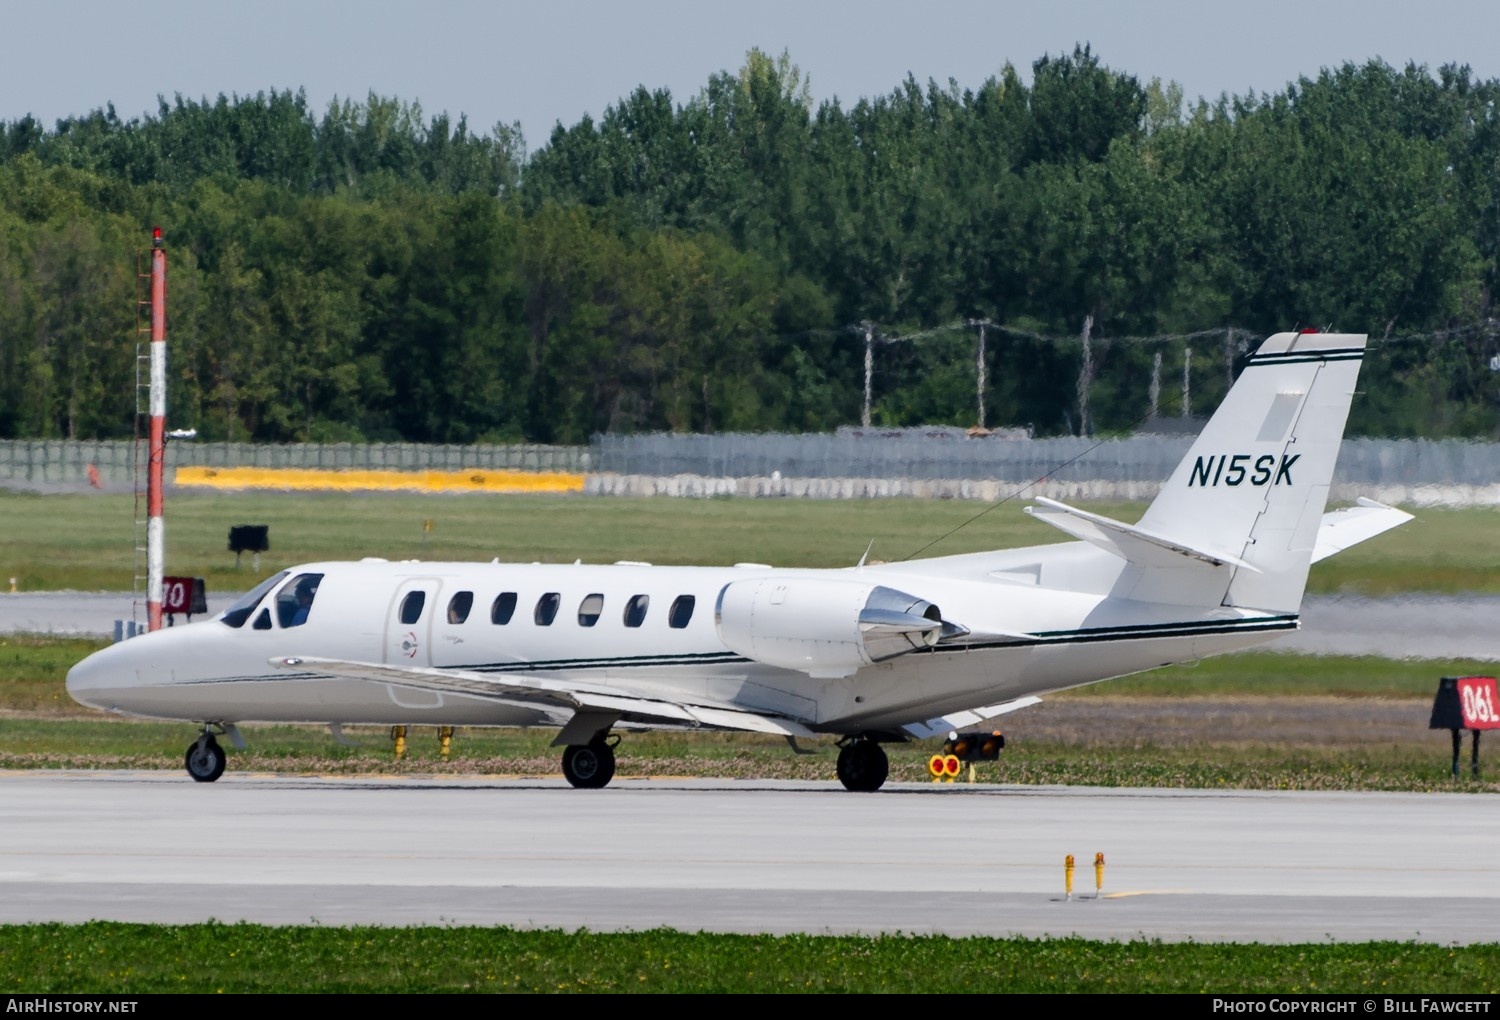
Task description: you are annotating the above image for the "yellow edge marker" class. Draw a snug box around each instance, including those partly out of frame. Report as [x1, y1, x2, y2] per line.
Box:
[176, 466, 584, 494]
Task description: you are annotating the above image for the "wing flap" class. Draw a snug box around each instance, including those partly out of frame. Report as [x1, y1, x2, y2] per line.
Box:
[902, 696, 1043, 739]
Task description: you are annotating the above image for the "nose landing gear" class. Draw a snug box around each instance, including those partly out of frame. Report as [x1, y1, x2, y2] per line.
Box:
[185, 728, 227, 783]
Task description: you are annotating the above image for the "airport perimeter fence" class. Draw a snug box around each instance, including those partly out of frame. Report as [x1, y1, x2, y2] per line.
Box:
[591, 431, 1500, 488]
[0, 439, 590, 488]
[6, 434, 1500, 503]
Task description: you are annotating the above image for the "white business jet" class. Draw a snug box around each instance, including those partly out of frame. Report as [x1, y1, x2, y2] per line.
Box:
[67, 331, 1411, 790]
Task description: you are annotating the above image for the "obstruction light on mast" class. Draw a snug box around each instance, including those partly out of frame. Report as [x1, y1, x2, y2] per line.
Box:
[146, 227, 167, 631]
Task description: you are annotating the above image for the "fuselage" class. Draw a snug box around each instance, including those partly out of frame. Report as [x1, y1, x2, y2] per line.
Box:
[66, 547, 1295, 734]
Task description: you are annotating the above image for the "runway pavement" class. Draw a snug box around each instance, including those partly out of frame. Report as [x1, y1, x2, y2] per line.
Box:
[0, 771, 1495, 943]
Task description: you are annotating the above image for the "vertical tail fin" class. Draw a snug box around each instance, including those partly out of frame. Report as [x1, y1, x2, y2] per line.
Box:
[1131, 331, 1367, 612]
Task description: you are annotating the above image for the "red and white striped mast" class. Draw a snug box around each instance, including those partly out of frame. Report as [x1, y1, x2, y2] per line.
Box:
[146, 226, 167, 632]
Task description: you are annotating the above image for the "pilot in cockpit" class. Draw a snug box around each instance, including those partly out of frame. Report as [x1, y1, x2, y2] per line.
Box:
[289, 578, 318, 626]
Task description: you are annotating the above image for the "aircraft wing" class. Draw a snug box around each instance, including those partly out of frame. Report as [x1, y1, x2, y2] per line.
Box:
[1311, 498, 1414, 563]
[901, 696, 1043, 739]
[268, 656, 815, 737]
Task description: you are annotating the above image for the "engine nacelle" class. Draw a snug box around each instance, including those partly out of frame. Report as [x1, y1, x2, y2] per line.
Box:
[714, 577, 944, 678]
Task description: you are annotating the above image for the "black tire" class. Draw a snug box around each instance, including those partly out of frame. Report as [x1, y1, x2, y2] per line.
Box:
[836, 741, 889, 792]
[185, 738, 226, 783]
[562, 741, 616, 789]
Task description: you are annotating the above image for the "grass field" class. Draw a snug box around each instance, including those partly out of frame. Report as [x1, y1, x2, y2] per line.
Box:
[3, 924, 1496, 993]
[2, 489, 1498, 595]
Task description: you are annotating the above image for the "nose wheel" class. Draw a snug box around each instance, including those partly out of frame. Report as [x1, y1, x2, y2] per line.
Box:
[836, 738, 889, 792]
[185, 732, 227, 783]
[561, 735, 617, 789]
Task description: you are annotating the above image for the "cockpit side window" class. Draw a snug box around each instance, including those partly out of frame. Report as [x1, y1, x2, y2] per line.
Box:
[219, 571, 289, 629]
[276, 573, 326, 628]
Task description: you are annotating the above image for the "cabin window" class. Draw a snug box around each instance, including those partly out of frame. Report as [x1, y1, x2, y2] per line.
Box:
[668, 595, 696, 629]
[577, 593, 604, 627]
[491, 592, 517, 625]
[447, 591, 474, 624]
[623, 594, 650, 628]
[534, 592, 560, 626]
[399, 591, 427, 625]
[219, 571, 288, 629]
[276, 573, 325, 628]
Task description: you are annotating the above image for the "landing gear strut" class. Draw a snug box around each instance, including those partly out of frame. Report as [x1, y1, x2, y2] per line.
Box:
[562, 733, 619, 789]
[836, 737, 889, 792]
[185, 729, 227, 783]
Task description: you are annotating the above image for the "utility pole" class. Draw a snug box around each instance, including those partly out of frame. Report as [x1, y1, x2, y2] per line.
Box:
[1182, 346, 1192, 419]
[1149, 349, 1161, 421]
[1076, 315, 1094, 437]
[861, 321, 874, 428]
[967, 318, 991, 429]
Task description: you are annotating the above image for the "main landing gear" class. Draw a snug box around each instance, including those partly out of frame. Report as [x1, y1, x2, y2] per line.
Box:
[185, 728, 227, 783]
[561, 733, 619, 789]
[836, 737, 889, 792]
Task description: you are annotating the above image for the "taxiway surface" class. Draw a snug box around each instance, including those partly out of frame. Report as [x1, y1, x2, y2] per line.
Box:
[1, 771, 1494, 943]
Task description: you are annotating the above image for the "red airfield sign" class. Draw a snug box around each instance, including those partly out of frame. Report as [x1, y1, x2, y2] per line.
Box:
[1455, 677, 1500, 730]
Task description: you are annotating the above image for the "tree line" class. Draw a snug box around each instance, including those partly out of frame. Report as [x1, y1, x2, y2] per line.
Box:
[1, 45, 1497, 444]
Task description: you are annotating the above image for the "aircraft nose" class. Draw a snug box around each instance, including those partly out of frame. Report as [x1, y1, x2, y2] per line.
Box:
[65, 640, 135, 711]
[66, 646, 108, 708]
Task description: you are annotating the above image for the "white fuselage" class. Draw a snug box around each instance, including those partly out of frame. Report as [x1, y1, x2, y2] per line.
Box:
[66, 546, 1294, 735]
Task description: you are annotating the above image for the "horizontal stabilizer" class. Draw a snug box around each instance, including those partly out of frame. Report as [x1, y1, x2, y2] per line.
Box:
[270, 656, 815, 737]
[1311, 498, 1414, 563]
[1024, 496, 1259, 572]
[903, 696, 1043, 739]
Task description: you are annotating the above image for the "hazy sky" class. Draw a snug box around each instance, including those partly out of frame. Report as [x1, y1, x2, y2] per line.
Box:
[7, 0, 1499, 150]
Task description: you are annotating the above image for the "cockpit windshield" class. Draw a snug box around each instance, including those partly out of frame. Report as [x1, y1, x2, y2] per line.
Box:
[218, 571, 289, 629]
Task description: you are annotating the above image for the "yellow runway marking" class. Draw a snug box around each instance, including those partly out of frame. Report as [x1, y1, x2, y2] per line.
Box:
[175, 466, 584, 494]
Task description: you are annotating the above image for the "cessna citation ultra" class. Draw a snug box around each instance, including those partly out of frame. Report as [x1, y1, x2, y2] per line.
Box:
[68, 331, 1412, 791]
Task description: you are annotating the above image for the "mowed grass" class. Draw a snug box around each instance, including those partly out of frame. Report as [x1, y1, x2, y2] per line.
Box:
[2, 713, 1485, 792]
[1, 489, 1497, 595]
[2, 923, 1496, 993]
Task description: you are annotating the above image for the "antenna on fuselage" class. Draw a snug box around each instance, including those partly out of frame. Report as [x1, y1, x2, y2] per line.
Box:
[856, 540, 875, 568]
